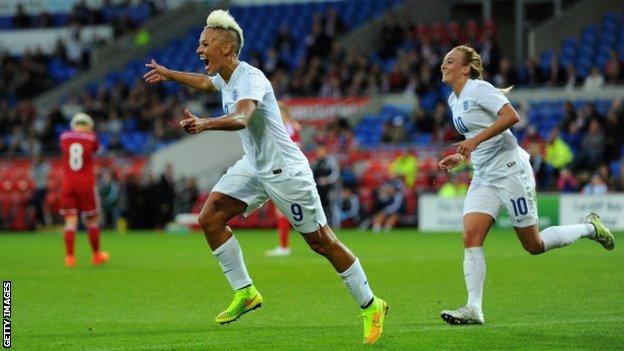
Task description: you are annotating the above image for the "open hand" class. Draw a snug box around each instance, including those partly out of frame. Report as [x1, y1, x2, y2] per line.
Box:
[143, 59, 170, 84]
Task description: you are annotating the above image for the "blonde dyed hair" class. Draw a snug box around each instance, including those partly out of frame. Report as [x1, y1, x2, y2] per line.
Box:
[206, 9, 244, 56]
[453, 45, 513, 94]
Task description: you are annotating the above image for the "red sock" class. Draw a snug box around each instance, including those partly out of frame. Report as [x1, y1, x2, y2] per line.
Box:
[87, 225, 100, 254]
[277, 217, 290, 249]
[64, 228, 75, 256]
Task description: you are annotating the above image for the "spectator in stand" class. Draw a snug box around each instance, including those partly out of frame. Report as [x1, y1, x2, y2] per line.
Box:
[520, 125, 545, 156]
[582, 67, 605, 92]
[564, 64, 580, 91]
[522, 56, 545, 86]
[438, 174, 468, 197]
[388, 150, 418, 188]
[377, 12, 403, 59]
[574, 119, 605, 172]
[175, 177, 199, 214]
[526, 141, 551, 189]
[546, 54, 565, 86]
[560, 100, 577, 131]
[493, 58, 518, 88]
[582, 174, 608, 195]
[65, 27, 85, 68]
[157, 164, 175, 228]
[99, 169, 121, 229]
[557, 168, 579, 192]
[381, 116, 409, 143]
[312, 144, 341, 227]
[614, 163, 624, 192]
[275, 24, 294, 53]
[604, 108, 623, 162]
[29, 154, 51, 227]
[545, 128, 573, 179]
[322, 7, 347, 38]
[14, 4, 30, 28]
[37, 10, 54, 27]
[412, 106, 434, 133]
[478, 30, 501, 76]
[370, 180, 404, 233]
[604, 50, 620, 84]
[340, 187, 361, 227]
[305, 21, 332, 62]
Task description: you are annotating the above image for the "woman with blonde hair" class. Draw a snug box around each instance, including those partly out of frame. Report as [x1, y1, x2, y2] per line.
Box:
[437, 45, 614, 325]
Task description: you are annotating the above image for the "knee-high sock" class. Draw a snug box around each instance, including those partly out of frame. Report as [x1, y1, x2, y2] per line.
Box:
[87, 224, 101, 253]
[64, 226, 75, 256]
[540, 224, 594, 251]
[212, 236, 252, 291]
[339, 258, 374, 308]
[277, 217, 290, 248]
[464, 247, 485, 311]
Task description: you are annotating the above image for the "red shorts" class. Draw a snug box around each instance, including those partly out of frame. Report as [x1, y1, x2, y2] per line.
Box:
[60, 184, 100, 217]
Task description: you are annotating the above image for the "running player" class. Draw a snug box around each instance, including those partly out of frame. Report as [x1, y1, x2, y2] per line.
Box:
[143, 10, 387, 344]
[265, 102, 300, 257]
[437, 45, 615, 325]
[60, 113, 109, 267]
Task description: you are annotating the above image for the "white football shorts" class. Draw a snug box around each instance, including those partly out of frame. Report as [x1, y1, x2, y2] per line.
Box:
[212, 159, 327, 233]
[463, 158, 538, 227]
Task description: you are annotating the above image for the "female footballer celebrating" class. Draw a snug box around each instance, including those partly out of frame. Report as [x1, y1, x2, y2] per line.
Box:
[438, 45, 614, 325]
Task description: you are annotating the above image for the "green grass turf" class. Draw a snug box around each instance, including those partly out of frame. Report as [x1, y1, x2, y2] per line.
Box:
[0, 228, 623, 350]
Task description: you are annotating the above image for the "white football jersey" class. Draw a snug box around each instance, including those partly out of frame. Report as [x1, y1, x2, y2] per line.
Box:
[447, 79, 530, 181]
[212, 61, 308, 178]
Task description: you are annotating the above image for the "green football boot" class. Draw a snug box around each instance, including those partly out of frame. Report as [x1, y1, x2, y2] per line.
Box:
[585, 212, 615, 250]
[215, 285, 263, 324]
[361, 296, 388, 344]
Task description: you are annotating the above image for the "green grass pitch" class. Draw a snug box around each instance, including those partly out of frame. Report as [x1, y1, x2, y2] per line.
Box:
[1, 228, 623, 350]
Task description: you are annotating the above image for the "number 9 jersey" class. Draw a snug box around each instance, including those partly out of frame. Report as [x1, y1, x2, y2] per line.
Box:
[59, 130, 100, 216]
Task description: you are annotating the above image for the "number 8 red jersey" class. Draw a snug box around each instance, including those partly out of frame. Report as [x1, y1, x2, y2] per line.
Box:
[60, 131, 99, 186]
[59, 130, 100, 216]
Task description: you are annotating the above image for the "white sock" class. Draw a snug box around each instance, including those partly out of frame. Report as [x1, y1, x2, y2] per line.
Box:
[540, 224, 595, 251]
[212, 236, 252, 290]
[339, 258, 374, 308]
[464, 247, 485, 312]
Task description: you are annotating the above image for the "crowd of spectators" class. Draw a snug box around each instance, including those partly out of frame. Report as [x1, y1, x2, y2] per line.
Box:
[1, 1, 166, 101]
[11, 0, 165, 33]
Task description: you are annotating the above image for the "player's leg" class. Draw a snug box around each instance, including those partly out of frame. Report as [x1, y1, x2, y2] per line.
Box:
[198, 191, 263, 324]
[371, 212, 385, 233]
[60, 187, 78, 267]
[266, 168, 387, 344]
[85, 214, 109, 265]
[265, 203, 291, 256]
[506, 164, 613, 253]
[441, 212, 493, 325]
[63, 214, 78, 267]
[442, 180, 499, 325]
[77, 185, 109, 265]
[383, 213, 400, 232]
[301, 224, 388, 344]
[515, 216, 614, 254]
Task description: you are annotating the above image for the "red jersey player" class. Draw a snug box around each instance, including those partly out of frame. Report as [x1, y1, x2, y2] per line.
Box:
[265, 102, 301, 257]
[59, 113, 109, 267]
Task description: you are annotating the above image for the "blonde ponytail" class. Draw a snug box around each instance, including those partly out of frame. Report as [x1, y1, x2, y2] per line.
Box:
[453, 44, 513, 94]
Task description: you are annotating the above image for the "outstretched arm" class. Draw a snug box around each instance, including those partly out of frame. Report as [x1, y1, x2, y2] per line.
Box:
[180, 99, 258, 133]
[143, 59, 216, 92]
